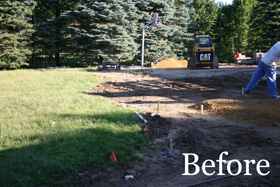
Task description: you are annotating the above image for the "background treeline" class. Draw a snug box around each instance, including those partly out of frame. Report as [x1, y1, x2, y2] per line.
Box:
[0, 0, 279, 69]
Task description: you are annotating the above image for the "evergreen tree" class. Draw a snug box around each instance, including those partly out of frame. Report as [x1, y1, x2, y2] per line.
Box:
[90, 0, 139, 61]
[136, 0, 195, 63]
[32, 0, 195, 67]
[214, 1, 254, 62]
[214, 4, 236, 61]
[68, 0, 195, 65]
[171, 0, 195, 58]
[65, 0, 140, 63]
[63, 4, 97, 65]
[136, 0, 177, 63]
[32, 0, 79, 67]
[249, 0, 280, 53]
[233, 0, 255, 54]
[192, 0, 219, 36]
[0, 0, 35, 69]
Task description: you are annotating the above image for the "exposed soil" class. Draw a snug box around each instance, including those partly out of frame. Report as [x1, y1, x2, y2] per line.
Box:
[82, 66, 280, 187]
[152, 58, 188, 68]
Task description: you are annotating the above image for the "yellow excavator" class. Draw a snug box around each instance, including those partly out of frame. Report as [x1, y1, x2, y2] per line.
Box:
[189, 35, 219, 69]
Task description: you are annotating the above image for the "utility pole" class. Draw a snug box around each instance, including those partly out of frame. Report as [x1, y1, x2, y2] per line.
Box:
[141, 13, 158, 70]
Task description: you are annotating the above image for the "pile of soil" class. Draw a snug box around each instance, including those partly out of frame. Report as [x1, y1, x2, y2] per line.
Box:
[142, 113, 174, 140]
[190, 98, 280, 126]
[152, 58, 188, 68]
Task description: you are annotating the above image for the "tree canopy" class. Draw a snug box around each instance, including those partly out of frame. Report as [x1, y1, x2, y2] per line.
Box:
[0, 0, 35, 69]
[1, 0, 279, 69]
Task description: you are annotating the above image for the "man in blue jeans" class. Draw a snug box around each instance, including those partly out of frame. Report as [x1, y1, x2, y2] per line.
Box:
[245, 42, 280, 98]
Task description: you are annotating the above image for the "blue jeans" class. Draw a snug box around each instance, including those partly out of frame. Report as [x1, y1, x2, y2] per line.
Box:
[245, 61, 277, 98]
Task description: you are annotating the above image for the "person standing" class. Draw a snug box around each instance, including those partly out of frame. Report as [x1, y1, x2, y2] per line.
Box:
[245, 42, 280, 98]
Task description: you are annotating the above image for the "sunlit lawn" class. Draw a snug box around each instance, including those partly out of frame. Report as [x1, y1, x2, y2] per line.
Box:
[0, 68, 147, 186]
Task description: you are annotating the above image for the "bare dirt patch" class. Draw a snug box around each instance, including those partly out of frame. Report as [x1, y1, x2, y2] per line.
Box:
[86, 66, 280, 187]
[142, 113, 174, 140]
[152, 58, 188, 68]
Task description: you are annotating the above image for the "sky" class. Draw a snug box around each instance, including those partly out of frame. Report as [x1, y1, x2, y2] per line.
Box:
[215, 0, 233, 5]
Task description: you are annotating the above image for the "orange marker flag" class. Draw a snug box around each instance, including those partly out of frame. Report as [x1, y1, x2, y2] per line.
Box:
[110, 152, 117, 162]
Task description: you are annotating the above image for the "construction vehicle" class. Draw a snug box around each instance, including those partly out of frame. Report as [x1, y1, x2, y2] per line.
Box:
[102, 56, 121, 71]
[189, 35, 219, 69]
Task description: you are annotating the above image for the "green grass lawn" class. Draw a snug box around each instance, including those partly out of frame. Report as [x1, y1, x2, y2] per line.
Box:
[0, 68, 147, 186]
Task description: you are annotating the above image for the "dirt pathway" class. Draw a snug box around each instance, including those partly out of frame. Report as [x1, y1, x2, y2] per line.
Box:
[89, 66, 280, 187]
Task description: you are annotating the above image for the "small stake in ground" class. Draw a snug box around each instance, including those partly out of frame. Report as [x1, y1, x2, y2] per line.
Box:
[135, 111, 148, 123]
[242, 87, 245, 95]
[157, 101, 160, 115]
[169, 138, 173, 150]
[201, 104, 204, 114]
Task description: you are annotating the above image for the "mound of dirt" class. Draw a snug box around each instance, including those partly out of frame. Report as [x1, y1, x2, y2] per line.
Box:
[190, 98, 280, 126]
[142, 113, 174, 140]
[152, 58, 188, 68]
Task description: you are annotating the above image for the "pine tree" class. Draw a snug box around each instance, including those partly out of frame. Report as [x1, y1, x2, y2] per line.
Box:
[91, 0, 139, 61]
[249, 0, 280, 52]
[32, 0, 79, 67]
[192, 0, 219, 36]
[136, 0, 178, 63]
[170, 0, 195, 59]
[233, 0, 255, 54]
[214, 4, 236, 61]
[32, 0, 195, 67]
[136, 0, 196, 63]
[65, 0, 140, 64]
[0, 0, 35, 69]
[135, 0, 195, 63]
[63, 4, 96, 65]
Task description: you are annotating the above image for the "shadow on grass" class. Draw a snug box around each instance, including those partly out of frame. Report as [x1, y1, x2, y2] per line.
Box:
[60, 112, 144, 127]
[0, 112, 147, 187]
